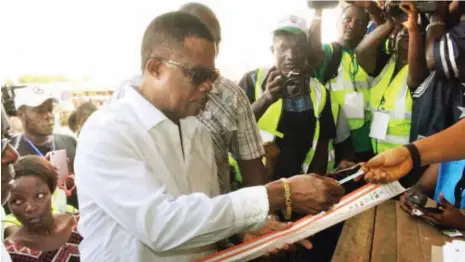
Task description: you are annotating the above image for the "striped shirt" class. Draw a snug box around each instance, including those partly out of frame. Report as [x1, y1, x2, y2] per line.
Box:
[113, 75, 264, 193]
[198, 75, 264, 193]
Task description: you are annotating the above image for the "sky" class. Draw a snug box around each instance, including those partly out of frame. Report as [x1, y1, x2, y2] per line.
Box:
[0, 0, 341, 86]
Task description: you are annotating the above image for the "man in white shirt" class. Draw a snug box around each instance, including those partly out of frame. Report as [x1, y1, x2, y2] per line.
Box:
[75, 11, 344, 262]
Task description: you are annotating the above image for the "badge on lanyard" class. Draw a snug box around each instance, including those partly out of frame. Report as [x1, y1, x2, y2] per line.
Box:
[343, 92, 365, 119]
[369, 111, 390, 140]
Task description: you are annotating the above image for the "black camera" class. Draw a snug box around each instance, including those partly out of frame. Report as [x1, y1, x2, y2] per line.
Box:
[385, 1, 436, 20]
[281, 71, 306, 98]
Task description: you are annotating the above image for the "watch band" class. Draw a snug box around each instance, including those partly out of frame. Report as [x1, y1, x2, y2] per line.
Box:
[404, 143, 421, 172]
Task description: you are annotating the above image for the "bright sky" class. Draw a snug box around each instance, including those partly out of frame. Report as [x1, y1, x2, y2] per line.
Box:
[0, 0, 341, 86]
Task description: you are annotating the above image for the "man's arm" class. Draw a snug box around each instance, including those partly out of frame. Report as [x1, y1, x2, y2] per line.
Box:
[230, 80, 268, 186]
[75, 122, 271, 252]
[425, 3, 448, 71]
[355, 19, 394, 75]
[364, 119, 465, 182]
[306, 9, 325, 69]
[76, 119, 345, 252]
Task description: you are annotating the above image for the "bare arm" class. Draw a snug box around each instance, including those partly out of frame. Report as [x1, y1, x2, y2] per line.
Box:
[415, 119, 465, 166]
[238, 158, 268, 186]
[426, 16, 447, 70]
[366, 3, 385, 27]
[251, 95, 275, 120]
[404, 9, 428, 90]
[355, 19, 394, 75]
[307, 9, 325, 68]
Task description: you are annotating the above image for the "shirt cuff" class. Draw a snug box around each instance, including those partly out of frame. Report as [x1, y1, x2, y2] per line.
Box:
[228, 186, 269, 232]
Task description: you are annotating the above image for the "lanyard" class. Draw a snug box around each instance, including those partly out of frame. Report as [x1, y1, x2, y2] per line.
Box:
[349, 54, 359, 92]
[24, 136, 56, 157]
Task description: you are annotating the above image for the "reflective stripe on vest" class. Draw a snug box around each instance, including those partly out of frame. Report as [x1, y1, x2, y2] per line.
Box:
[369, 58, 412, 153]
[228, 154, 242, 184]
[326, 51, 371, 131]
[254, 68, 327, 173]
[327, 101, 339, 172]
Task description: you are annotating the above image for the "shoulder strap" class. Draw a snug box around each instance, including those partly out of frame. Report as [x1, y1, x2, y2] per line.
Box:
[322, 42, 343, 84]
[254, 67, 272, 100]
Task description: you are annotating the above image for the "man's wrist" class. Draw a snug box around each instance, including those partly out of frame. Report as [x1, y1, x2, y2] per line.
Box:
[265, 180, 285, 211]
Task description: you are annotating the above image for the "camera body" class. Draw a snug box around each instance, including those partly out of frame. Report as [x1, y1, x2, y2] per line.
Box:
[281, 71, 306, 98]
[385, 1, 436, 20]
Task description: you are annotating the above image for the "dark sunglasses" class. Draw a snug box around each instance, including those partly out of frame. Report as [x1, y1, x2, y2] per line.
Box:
[152, 56, 219, 85]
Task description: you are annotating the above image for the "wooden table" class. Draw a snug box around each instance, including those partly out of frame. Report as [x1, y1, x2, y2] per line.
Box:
[332, 200, 456, 262]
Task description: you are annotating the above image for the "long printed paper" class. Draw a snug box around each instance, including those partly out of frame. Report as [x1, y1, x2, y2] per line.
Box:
[197, 182, 406, 262]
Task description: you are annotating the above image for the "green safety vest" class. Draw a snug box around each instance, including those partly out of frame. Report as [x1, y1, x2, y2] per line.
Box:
[255, 68, 327, 173]
[326, 50, 371, 132]
[369, 57, 412, 154]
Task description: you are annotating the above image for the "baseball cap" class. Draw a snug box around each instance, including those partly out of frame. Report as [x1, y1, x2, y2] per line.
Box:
[14, 85, 58, 110]
[274, 15, 308, 34]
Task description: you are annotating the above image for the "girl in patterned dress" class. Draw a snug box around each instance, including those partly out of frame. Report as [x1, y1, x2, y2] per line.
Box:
[3, 156, 82, 262]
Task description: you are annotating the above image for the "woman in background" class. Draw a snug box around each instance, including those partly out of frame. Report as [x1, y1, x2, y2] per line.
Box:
[3, 156, 81, 262]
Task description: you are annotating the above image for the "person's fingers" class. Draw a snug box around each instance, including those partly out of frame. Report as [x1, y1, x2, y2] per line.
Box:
[365, 153, 386, 168]
[422, 213, 441, 225]
[439, 193, 454, 209]
[298, 239, 313, 250]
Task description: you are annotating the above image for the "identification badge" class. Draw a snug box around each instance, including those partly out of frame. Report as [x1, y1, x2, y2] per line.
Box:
[369, 111, 390, 140]
[260, 130, 275, 143]
[343, 92, 364, 119]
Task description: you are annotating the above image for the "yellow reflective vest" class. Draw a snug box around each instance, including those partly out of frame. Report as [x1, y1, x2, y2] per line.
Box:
[369, 58, 412, 153]
[255, 68, 328, 173]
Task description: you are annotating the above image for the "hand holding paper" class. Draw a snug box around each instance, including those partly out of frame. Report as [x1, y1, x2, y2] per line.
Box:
[361, 146, 413, 183]
[287, 174, 345, 214]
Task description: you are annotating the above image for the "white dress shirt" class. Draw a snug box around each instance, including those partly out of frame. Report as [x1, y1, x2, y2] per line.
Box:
[75, 86, 270, 262]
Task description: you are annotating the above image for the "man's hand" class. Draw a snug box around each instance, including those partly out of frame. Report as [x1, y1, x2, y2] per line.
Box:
[263, 69, 284, 103]
[422, 194, 465, 230]
[361, 146, 413, 183]
[288, 174, 345, 214]
[399, 2, 418, 30]
[241, 215, 312, 256]
[399, 189, 419, 215]
[336, 160, 356, 170]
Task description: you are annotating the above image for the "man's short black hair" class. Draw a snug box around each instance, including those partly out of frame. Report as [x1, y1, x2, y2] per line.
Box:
[67, 111, 78, 132]
[140, 11, 215, 71]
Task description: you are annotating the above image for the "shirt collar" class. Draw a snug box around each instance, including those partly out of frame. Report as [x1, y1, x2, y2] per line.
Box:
[123, 86, 168, 131]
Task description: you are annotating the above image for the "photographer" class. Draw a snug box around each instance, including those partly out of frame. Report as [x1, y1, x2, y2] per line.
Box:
[238, 15, 349, 262]
[355, 2, 428, 154]
[307, 1, 382, 163]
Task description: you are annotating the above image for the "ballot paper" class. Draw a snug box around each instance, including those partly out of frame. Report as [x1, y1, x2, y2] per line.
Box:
[197, 181, 407, 262]
[443, 240, 465, 262]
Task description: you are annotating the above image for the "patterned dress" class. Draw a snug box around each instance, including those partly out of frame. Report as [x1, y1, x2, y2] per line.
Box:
[3, 215, 82, 262]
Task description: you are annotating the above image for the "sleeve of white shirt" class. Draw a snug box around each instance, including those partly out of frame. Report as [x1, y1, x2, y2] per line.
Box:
[75, 119, 269, 253]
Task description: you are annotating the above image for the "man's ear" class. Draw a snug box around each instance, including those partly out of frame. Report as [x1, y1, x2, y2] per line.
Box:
[145, 58, 163, 79]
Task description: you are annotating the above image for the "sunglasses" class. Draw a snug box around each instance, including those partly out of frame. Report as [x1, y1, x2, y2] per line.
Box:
[152, 56, 219, 85]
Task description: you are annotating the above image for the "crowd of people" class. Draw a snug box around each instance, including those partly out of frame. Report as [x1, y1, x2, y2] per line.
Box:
[1, 0, 465, 261]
